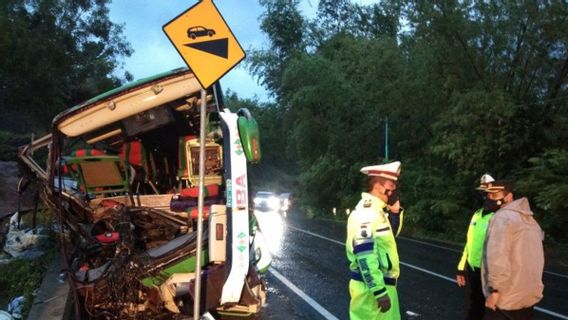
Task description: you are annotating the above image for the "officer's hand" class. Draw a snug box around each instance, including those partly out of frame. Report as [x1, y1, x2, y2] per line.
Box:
[386, 189, 399, 206]
[376, 294, 391, 312]
[456, 274, 466, 287]
[388, 200, 401, 214]
[485, 292, 500, 311]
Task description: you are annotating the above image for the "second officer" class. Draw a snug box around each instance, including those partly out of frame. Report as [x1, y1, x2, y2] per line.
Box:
[346, 161, 403, 320]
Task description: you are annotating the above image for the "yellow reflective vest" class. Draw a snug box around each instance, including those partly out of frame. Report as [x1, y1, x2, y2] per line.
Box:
[346, 193, 403, 297]
[458, 208, 494, 272]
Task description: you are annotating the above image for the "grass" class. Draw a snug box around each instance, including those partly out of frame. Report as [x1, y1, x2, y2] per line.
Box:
[0, 208, 57, 318]
[0, 249, 57, 318]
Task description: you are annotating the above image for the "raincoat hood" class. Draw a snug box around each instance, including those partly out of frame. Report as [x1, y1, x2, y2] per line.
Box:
[502, 197, 533, 216]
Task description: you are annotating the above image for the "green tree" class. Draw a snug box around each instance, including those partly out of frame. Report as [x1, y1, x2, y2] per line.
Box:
[315, 0, 401, 40]
[247, 0, 305, 100]
[0, 0, 132, 133]
[515, 149, 568, 244]
[250, 0, 568, 249]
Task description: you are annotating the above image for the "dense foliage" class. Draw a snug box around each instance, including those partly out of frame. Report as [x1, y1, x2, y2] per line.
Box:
[0, 131, 30, 160]
[0, 0, 132, 133]
[1, 0, 565, 251]
[243, 0, 568, 246]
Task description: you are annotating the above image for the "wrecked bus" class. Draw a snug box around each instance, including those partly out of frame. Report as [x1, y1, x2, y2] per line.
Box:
[17, 67, 270, 319]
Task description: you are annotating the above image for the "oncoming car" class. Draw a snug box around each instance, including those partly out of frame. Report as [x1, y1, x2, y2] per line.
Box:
[278, 192, 293, 217]
[253, 191, 280, 211]
[279, 192, 292, 212]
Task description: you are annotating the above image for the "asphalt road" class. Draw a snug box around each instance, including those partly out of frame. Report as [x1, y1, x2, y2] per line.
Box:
[253, 211, 568, 320]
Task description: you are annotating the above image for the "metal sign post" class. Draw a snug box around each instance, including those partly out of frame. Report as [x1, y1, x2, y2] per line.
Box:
[193, 88, 207, 319]
[163, 1, 247, 317]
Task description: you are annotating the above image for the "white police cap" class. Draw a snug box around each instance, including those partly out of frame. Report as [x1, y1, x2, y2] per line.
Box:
[476, 173, 495, 190]
[360, 161, 401, 181]
[480, 174, 495, 185]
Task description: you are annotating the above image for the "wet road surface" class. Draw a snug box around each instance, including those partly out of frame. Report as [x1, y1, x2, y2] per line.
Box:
[254, 211, 568, 320]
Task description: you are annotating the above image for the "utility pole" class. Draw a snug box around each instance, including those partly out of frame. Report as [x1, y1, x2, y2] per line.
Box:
[384, 117, 389, 162]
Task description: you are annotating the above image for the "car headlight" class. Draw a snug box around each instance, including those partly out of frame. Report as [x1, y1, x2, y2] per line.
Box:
[268, 197, 280, 209]
[281, 199, 289, 210]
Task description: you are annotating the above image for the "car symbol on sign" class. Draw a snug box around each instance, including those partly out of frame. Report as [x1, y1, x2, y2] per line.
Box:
[187, 26, 216, 39]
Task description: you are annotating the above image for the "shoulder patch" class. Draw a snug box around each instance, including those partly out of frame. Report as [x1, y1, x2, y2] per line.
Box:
[363, 200, 372, 208]
[359, 223, 370, 238]
[351, 207, 380, 225]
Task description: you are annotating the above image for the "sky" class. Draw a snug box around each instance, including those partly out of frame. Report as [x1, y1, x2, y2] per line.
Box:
[108, 0, 379, 102]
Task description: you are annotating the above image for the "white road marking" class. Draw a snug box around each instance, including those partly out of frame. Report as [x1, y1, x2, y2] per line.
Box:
[541, 270, 568, 279]
[291, 226, 345, 246]
[399, 261, 457, 283]
[398, 236, 462, 253]
[289, 225, 568, 320]
[398, 236, 568, 279]
[268, 268, 339, 320]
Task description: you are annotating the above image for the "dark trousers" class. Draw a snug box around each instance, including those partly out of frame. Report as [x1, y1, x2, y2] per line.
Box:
[483, 307, 534, 320]
[465, 266, 485, 320]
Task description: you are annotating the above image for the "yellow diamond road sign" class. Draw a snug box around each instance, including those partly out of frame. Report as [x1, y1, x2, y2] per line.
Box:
[163, 0, 246, 89]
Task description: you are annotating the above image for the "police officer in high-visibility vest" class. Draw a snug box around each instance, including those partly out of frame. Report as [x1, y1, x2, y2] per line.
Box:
[456, 174, 495, 320]
[346, 161, 403, 320]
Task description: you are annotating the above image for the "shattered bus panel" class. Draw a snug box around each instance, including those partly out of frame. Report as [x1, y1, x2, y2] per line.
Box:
[17, 68, 269, 319]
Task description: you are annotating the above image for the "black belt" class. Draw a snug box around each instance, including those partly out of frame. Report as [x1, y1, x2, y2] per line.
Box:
[350, 271, 397, 286]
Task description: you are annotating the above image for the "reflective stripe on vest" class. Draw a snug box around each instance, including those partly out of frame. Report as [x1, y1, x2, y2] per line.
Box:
[350, 270, 397, 286]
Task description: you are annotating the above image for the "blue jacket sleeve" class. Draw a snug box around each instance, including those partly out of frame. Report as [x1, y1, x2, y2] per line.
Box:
[387, 208, 403, 237]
